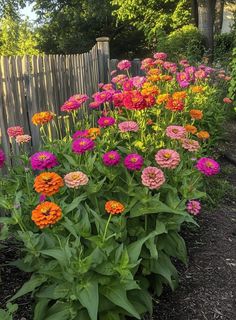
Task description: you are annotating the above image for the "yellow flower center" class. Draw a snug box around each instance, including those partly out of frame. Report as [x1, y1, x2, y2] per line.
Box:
[38, 155, 47, 160]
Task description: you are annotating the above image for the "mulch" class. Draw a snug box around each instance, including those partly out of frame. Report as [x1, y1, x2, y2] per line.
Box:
[1, 124, 236, 320]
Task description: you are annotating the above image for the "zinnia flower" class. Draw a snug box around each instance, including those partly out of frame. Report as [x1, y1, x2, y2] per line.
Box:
[182, 139, 200, 152]
[186, 200, 201, 215]
[97, 116, 116, 128]
[89, 101, 101, 109]
[15, 135, 31, 144]
[88, 128, 101, 140]
[153, 52, 167, 60]
[184, 124, 197, 134]
[34, 172, 64, 196]
[155, 149, 180, 169]
[111, 74, 128, 84]
[72, 138, 95, 154]
[105, 200, 125, 215]
[32, 112, 54, 125]
[141, 166, 165, 190]
[69, 94, 89, 104]
[197, 131, 210, 140]
[165, 98, 184, 112]
[30, 151, 59, 170]
[118, 121, 139, 132]
[189, 109, 203, 120]
[32, 201, 62, 229]
[223, 97, 232, 104]
[124, 153, 143, 171]
[72, 130, 89, 140]
[166, 125, 186, 140]
[64, 171, 89, 188]
[61, 100, 81, 112]
[103, 151, 121, 166]
[117, 60, 131, 71]
[7, 126, 24, 138]
[196, 157, 220, 176]
[0, 149, 5, 168]
[93, 91, 112, 104]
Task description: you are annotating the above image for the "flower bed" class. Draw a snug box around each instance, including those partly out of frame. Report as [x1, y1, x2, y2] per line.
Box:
[0, 54, 233, 320]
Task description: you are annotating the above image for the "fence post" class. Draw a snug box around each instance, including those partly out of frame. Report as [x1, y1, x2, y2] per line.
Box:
[96, 37, 110, 84]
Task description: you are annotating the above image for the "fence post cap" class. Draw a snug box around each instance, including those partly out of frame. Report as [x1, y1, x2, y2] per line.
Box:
[96, 37, 110, 42]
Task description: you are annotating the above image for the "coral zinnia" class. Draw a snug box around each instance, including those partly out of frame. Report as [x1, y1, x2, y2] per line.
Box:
[141, 166, 165, 190]
[189, 109, 203, 120]
[32, 201, 62, 229]
[124, 153, 144, 171]
[32, 112, 54, 125]
[0, 149, 5, 168]
[196, 158, 220, 176]
[103, 151, 121, 166]
[64, 171, 89, 188]
[155, 149, 180, 169]
[15, 134, 31, 144]
[30, 151, 58, 170]
[72, 138, 95, 154]
[105, 200, 125, 215]
[182, 139, 200, 152]
[7, 126, 24, 138]
[34, 172, 64, 196]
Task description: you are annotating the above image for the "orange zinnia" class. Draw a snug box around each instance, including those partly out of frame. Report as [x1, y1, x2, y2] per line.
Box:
[88, 127, 101, 140]
[32, 201, 62, 229]
[32, 112, 54, 125]
[105, 200, 125, 215]
[191, 86, 204, 93]
[184, 124, 197, 134]
[34, 172, 64, 196]
[197, 131, 210, 140]
[156, 94, 170, 104]
[172, 91, 187, 100]
[189, 109, 203, 120]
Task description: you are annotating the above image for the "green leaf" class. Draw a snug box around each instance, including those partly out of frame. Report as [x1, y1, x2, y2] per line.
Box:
[101, 284, 140, 319]
[36, 284, 69, 299]
[9, 275, 46, 301]
[33, 299, 49, 320]
[100, 312, 121, 320]
[63, 154, 78, 167]
[40, 249, 67, 266]
[77, 281, 99, 320]
[64, 194, 87, 214]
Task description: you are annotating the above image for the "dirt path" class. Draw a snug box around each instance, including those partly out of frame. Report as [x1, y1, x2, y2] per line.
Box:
[1, 123, 236, 320]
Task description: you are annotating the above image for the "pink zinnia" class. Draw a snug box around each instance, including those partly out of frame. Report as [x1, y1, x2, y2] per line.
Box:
[153, 52, 167, 60]
[89, 101, 101, 109]
[61, 100, 81, 112]
[155, 149, 180, 169]
[132, 76, 146, 88]
[118, 121, 139, 133]
[123, 79, 134, 91]
[7, 126, 24, 138]
[72, 130, 89, 140]
[102, 151, 121, 166]
[182, 139, 200, 152]
[15, 134, 31, 144]
[166, 125, 186, 140]
[97, 116, 116, 128]
[124, 153, 143, 171]
[69, 94, 89, 104]
[111, 74, 128, 85]
[117, 60, 131, 71]
[141, 166, 165, 190]
[141, 58, 154, 70]
[30, 151, 58, 170]
[72, 138, 95, 154]
[196, 157, 220, 176]
[64, 171, 89, 188]
[0, 149, 5, 168]
[187, 200, 201, 215]
[112, 92, 124, 107]
[93, 91, 112, 104]
[223, 97, 232, 104]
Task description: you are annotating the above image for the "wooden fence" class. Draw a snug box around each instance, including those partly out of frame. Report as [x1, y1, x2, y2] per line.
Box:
[0, 37, 110, 154]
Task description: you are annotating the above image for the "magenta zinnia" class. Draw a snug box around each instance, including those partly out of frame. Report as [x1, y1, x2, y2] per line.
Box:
[30, 151, 59, 170]
[0, 149, 5, 168]
[97, 116, 116, 128]
[72, 138, 95, 154]
[141, 167, 165, 190]
[61, 100, 81, 112]
[124, 153, 144, 171]
[186, 200, 201, 215]
[196, 157, 220, 176]
[103, 151, 121, 166]
[72, 130, 89, 140]
[155, 149, 180, 169]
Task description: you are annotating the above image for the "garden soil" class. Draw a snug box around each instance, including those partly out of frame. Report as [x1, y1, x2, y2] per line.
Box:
[0, 122, 236, 320]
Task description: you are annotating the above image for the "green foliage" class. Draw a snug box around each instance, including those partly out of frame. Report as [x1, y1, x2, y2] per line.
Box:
[214, 32, 235, 65]
[0, 303, 18, 320]
[155, 25, 204, 62]
[0, 16, 40, 55]
[229, 47, 236, 100]
[112, 0, 191, 45]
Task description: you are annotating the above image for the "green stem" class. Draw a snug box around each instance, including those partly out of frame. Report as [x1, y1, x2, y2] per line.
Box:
[103, 214, 112, 242]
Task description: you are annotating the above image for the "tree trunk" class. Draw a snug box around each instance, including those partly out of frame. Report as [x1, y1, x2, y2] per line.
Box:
[191, 0, 199, 27]
[197, 0, 217, 62]
[215, 0, 224, 34]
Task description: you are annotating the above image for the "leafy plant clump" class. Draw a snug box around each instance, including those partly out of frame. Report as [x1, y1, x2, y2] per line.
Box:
[0, 53, 233, 319]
